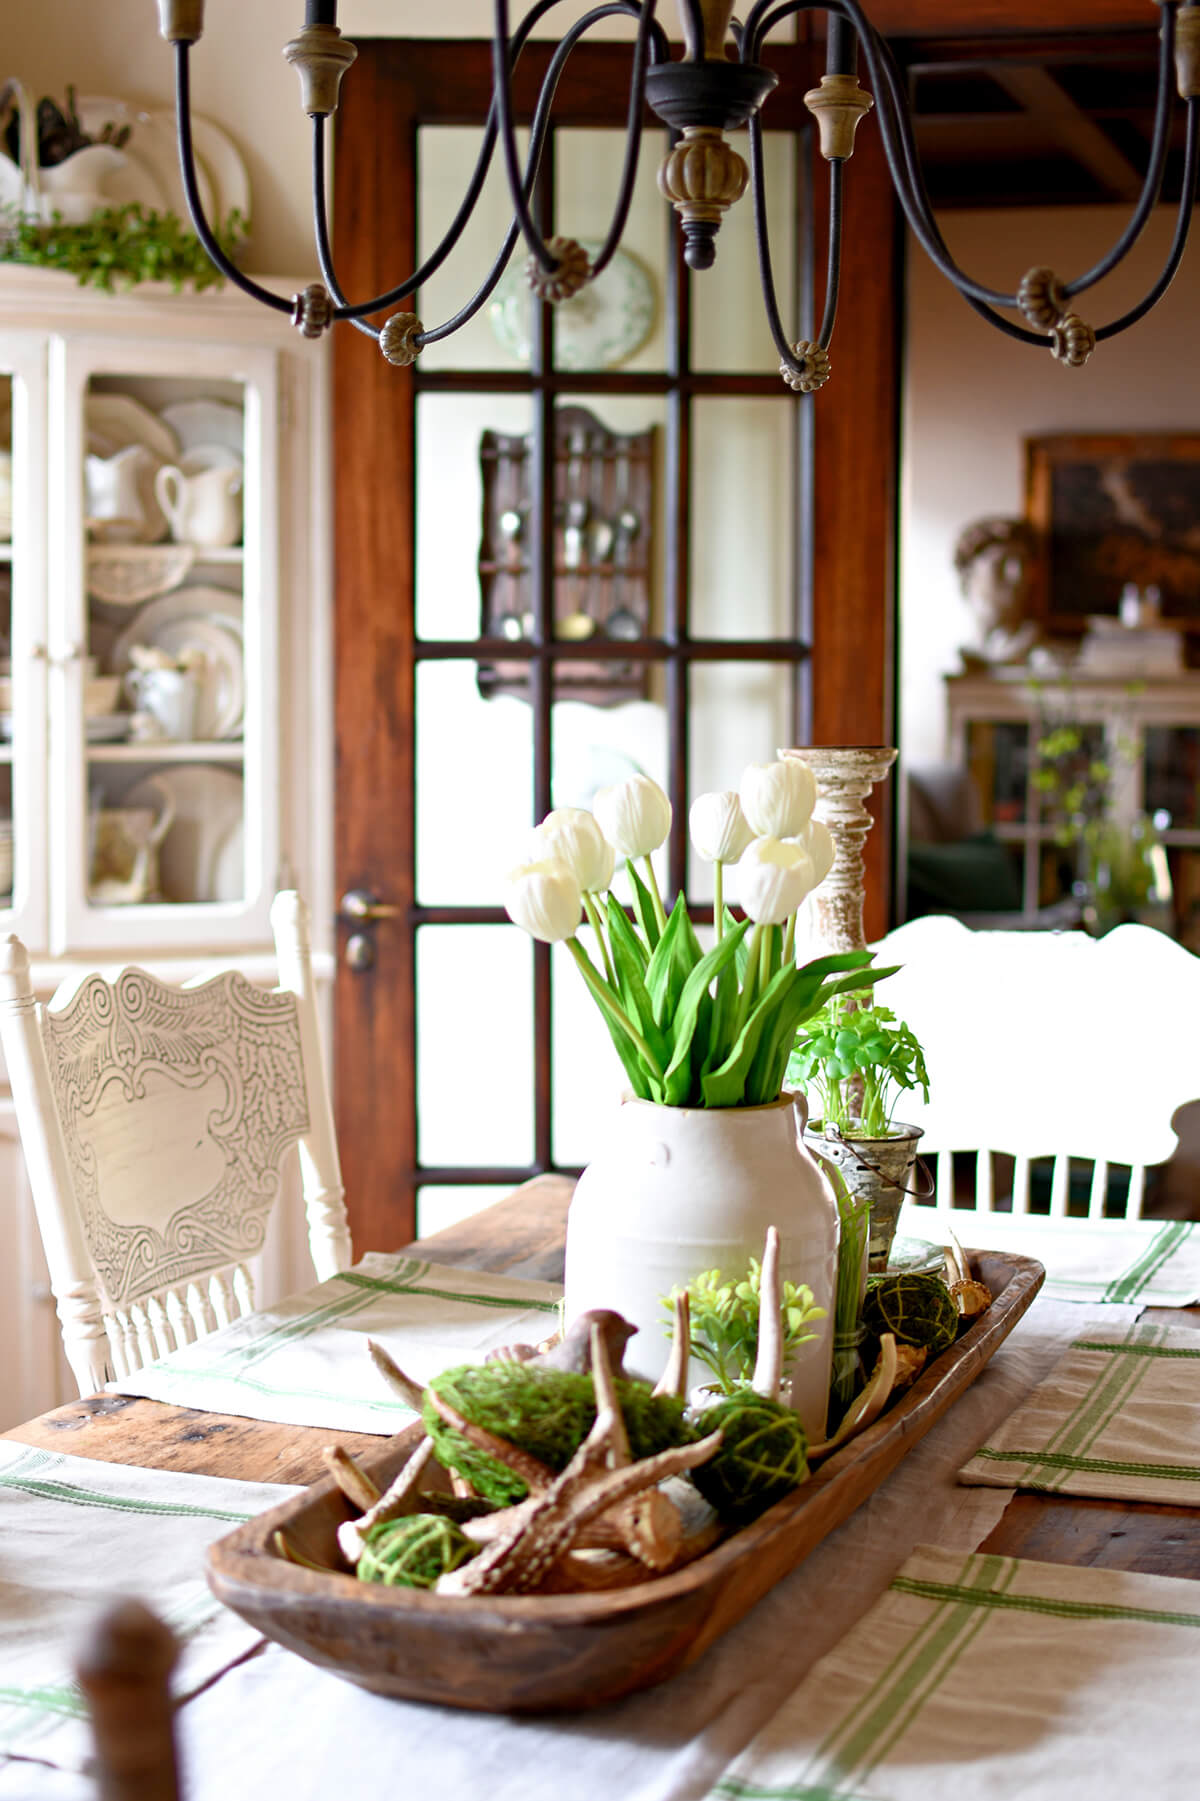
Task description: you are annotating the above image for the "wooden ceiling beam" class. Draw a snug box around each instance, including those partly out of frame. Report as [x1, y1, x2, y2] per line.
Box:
[983, 63, 1144, 197]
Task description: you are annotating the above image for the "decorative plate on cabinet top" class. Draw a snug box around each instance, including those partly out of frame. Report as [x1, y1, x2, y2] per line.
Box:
[488, 243, 656, 370]
[142, 106, 251, 227]
[74, 98, 250, 229]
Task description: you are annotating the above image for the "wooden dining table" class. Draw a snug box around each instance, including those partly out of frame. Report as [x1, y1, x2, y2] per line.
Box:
[6, 1174, 1200, 1579]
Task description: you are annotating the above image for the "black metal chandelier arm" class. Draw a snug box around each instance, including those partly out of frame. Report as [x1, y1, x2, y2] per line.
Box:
[587, 2, 661, 278]
[323, 0, 568, 321]
[493, 0, 566, 272]
[747, 114, 803, 367]
[311, 122, 380, 338]
[416, 34, 569, 348]
[817, 158, 843, 350]
[1097, 96, 1200, 339]
[491, 0, 668, 278]
[870, 36, 1046, 346]
[1062, 3, 1177, 298]
[172, 44, 292, 315]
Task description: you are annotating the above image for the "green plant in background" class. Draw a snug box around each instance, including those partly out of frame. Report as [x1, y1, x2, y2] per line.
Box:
[661, 1260, 826, 1397]
[786, 1000, 929, 1139]
[0, 202, 247, 294]
[1033, 720, 1168, 930]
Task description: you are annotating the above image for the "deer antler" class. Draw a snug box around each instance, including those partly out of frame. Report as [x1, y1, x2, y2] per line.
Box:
[437, 1323, 722, 1596]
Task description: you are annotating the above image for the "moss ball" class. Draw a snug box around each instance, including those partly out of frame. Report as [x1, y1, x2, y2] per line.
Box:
[690, 1391, 809, 1527]
[861, 1272, 958, 1357]
[356, 1513, 478, 1589]
[423, 1363, 694, 1506]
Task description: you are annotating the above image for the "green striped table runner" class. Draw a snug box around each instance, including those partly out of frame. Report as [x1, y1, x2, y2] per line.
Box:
[895, 1207, 1200, 1305]
[959, 1321, 1200, 1503]
[0, 1442, 299, 1772]
[706, 1544, 1200, 1801]
[111, 1253, 562, 1432]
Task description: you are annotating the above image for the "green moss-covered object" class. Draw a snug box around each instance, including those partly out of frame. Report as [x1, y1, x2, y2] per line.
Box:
[356, 1514, 478, 1589]
[861, 1272, 958, 1356]
[423, 1363, 694, 1506]
[690, 1391, 809, 1527]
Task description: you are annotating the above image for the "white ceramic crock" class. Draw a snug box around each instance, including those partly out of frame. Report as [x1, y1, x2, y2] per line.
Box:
[563, 1092, 839, 1442]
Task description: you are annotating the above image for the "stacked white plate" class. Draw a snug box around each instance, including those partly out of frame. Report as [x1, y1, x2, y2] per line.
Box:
[111, 587, 244, 741]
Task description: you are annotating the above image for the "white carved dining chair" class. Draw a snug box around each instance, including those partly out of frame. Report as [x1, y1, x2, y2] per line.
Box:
[0, 891, 352, 1396]
[870, 914, 1200, 1222]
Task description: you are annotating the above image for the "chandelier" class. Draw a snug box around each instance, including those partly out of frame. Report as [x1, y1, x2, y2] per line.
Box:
[157, 0, 1199, 393]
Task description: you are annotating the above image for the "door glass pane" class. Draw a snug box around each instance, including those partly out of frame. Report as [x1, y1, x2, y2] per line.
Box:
[552, 924, 633, 1167]
[417, 124, 532, 374]
[416, 392, 534, 643]
[84, 371, 246, 910]
[416, 659, 533, 904]
[554, 127, 669, 374]
[417, 1183, 522, 1238]
[689, 397, 797, 638]
[417, 926, 534, 1167]
[691, 130, 797, 374]
[687, 662, 796, 900]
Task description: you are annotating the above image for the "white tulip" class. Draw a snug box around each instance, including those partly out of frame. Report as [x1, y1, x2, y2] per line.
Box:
[806, 817, 835, 886]
[688, 790, 754, 865]
[593, 774, 672, 859]
[529, 808, 615, 894]
[739, 759, 817, 839]
[503, 858, 582, 943]
[736, 835, 816, 926]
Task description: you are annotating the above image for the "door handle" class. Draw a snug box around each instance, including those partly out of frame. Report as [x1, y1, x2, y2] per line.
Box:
[339, 888, 401, 924]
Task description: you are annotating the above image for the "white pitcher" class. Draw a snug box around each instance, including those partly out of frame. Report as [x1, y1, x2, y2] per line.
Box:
[84, 444, 156, 543]
[155, 463, 243, 548]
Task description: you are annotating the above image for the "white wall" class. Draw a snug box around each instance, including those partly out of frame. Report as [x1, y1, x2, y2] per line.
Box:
[901, 207, 1200, 769]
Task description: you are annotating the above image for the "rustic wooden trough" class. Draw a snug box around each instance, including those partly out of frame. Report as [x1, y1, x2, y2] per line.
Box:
[207, 1248, 1043, 1714]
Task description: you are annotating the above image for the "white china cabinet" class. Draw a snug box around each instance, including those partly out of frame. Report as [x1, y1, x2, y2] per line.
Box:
[0, 266, 333, 1424]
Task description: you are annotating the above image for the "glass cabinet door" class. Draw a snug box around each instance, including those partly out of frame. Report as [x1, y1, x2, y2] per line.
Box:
[47, 335, 280, 954]
[0, 333, 50, 952]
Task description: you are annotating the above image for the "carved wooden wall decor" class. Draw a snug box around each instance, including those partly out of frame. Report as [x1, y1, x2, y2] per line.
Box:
[477, 403, 655, 705]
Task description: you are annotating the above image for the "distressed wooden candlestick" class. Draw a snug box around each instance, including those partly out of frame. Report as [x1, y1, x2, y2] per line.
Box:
[778, 745, 898, 954]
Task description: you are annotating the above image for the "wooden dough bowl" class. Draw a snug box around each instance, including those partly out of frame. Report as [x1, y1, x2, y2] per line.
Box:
[207, 1249, 1043, 1714]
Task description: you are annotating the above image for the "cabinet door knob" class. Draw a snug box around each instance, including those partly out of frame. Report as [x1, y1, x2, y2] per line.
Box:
[338, 888, 401, 924]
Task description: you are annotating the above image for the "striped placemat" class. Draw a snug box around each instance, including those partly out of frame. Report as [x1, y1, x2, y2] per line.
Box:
[896, 1206, 1200, 1305]
[705, 1544, 1200, 1801]
[959, 1320, 1200, 1503]
[0, 1442, 297, 1772]
[110, 1253, 562, 1432]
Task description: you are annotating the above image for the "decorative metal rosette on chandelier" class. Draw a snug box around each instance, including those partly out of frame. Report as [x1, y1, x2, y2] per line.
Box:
[156, 0, 1200, 393]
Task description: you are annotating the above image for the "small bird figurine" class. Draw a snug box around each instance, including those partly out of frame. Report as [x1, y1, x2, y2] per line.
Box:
[487, 1308, 637, 1376]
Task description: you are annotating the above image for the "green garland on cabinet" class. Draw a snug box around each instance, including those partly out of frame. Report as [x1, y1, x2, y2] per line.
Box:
[0, 202, 247, 293]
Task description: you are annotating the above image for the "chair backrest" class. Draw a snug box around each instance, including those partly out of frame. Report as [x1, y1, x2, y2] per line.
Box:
[0, 892, 351, 1395]
[870, 915, 1200, 1220]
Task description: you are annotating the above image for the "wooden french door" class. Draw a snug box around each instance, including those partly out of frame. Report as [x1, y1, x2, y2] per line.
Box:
[331, 38, 899, 1251]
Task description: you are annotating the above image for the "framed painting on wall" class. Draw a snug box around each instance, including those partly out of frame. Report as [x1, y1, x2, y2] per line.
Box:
[1024, 432, 1200, 631]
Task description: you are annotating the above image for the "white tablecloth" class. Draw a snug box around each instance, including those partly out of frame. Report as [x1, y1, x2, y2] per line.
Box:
[0, 1445, 299, 1775]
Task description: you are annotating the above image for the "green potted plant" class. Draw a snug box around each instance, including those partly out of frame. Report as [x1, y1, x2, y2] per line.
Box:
[786, 999, 930, 1274]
